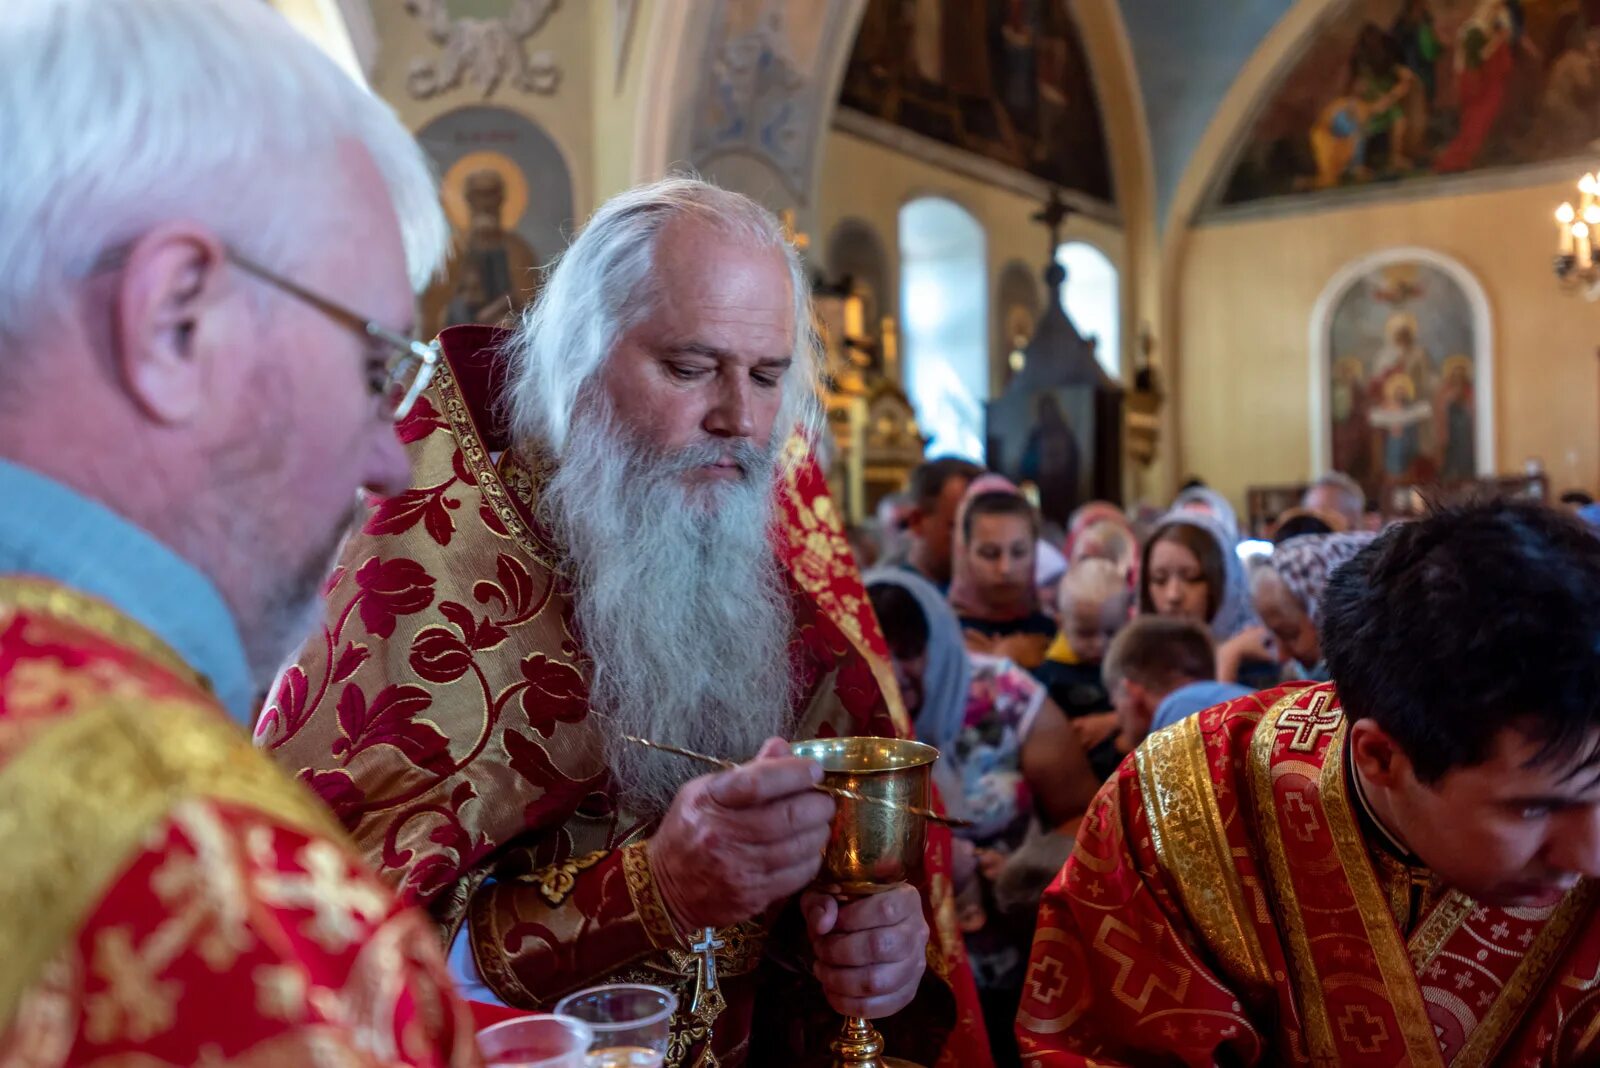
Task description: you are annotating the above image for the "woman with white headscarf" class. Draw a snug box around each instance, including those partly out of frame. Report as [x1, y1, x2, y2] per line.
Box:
[1170, 485, 1242, 546]
[1139, 510, 1279, 688]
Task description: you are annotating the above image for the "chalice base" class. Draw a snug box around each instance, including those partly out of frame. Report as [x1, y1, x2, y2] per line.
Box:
[829, 1015, 924, 1068]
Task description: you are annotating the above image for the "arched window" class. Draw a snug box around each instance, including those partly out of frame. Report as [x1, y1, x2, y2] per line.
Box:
[899, 198, 988, 461]
[1056, 241, 1120, 380]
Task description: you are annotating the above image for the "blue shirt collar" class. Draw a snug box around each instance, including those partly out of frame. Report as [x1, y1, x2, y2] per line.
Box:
[0, 459, 256, 724]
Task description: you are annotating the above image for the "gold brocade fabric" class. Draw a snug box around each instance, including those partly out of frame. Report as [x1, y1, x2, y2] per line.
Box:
[0, 576, 478, 1066]
[257, 325, 993, 1068]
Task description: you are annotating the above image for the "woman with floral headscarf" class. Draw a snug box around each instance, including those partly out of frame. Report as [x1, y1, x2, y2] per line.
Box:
[1251, 532, 1378, 682]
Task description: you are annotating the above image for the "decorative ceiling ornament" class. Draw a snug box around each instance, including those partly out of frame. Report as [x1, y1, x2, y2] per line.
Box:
[691, 0, 811, 197]
[403, 0, 561, 100]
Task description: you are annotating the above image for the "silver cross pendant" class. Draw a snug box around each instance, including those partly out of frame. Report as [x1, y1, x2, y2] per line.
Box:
[689, 926, 726, 1014]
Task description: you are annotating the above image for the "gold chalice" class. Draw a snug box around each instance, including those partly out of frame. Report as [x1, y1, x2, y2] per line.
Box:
[791, 736, 937, 1068]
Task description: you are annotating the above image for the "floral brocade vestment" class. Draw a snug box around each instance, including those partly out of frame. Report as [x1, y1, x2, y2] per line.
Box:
[257, 325, 993, 1068]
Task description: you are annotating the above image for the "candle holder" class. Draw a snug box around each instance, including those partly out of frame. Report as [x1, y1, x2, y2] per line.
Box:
[1552, 175, 1600, 299]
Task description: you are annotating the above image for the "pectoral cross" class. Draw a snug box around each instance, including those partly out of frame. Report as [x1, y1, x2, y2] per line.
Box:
[690, 927, 725, 1014]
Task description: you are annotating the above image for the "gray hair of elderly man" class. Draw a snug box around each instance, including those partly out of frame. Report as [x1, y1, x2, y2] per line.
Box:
[505, 176, 823, 458]
[1304, 471, 1366, 516]
[0, 0, 448, 347]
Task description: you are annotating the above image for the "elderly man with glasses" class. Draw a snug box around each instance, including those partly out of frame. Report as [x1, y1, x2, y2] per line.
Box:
[0, 1, 479, 1063]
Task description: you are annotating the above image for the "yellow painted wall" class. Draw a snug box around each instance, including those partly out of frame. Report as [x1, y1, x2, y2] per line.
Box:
[815, 128, 1127, 392]
[1178, 180, 1600, 505]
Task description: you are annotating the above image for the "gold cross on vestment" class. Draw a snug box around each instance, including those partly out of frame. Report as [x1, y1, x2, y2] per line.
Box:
[690, 927, 725, 1014]
[1279, 691, 1342, 753]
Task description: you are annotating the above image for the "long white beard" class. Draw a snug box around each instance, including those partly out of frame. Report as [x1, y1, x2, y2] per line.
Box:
[537, 400, 797, 821]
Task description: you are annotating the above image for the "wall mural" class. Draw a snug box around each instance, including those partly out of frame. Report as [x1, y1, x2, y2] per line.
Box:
[415, 106, 575, 339]
[839, 0, 1114, 203]
[1314, 252, 1493, 501]
[402, 0, 561, 99]
[690, 0, 840, 200]
[1221, 0, 1600, 208]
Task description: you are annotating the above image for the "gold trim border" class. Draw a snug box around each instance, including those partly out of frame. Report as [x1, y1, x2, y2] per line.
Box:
[1136, 715, 1271, 990]
[431, 363, 559, 572]
[1248, 690, 1338, 1062]
[622, 840, 689, 952]
[1318, 726, 1445, 1067]
[1406, 890, 1473, 972]
[0, 577, 196, 686]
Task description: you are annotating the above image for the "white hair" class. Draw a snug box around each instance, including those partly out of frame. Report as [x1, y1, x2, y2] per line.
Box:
[1306, 472, 1366, 515]
[0, 0, 448, 345]
[540, 395, 796, 819]
[506, 176, 822, 456]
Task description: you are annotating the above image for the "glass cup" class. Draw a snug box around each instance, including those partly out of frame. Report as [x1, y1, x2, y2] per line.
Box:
[553, 983, 677, 1068]
[477, 1013, 594, 1068]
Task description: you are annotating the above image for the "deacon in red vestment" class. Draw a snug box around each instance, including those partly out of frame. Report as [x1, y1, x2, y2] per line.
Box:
[0, 0, 477, 1060]
[260, 179, 993, 1067]
[1017, 501, 1600, 1066]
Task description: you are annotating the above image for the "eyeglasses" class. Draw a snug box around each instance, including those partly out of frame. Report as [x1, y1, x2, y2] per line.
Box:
[226, 251, 438, 422]
[91, 245, 439, 422]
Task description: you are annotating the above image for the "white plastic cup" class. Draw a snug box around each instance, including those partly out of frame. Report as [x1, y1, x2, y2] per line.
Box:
[477, 1013, 595, 1068]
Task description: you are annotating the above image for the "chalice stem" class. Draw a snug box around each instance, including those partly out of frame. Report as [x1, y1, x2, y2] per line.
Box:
[831, 1013, 886, 1068]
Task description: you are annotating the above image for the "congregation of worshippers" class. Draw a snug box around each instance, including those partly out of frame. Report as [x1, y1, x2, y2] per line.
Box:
[10, 1, 1600, 1066]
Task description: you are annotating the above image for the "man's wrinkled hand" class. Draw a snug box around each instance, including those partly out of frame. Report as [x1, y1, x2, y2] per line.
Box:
[802, 884, 928, 1019]
[649, 738, 835, 932]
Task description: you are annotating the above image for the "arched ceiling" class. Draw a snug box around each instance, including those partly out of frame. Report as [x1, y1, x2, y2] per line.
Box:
[1115, 0, 1295, 229]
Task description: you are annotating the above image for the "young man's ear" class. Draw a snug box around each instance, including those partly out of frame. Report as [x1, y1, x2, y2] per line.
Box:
[1349, 718, 1410, 789]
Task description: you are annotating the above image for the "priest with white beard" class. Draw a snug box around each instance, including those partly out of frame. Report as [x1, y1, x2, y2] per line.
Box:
[258, 178, 994, 1067]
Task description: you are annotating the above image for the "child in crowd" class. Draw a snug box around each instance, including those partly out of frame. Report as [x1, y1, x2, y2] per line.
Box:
[1103, 616, 1256, 755]
[1035, 559, 1133, 780]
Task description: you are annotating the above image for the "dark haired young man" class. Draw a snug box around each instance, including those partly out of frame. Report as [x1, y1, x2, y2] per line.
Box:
[1017, 500, 1600, 1064]
[899, 456, 986, 590]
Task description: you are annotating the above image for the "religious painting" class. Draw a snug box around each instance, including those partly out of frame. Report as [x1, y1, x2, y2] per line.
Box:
[1219, 0, 1600, 209]
[1010, 387, 1096, 524]
[689, 0, 836, 197]
[1311, 250, 1494, 503]
[415, 105, 576, 339]
[838, 0, 1114, 203]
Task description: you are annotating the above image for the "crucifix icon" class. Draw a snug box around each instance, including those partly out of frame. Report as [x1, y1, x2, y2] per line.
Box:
[690, 927, 725, 1013]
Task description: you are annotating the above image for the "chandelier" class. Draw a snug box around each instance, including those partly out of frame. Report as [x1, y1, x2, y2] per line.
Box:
[1554, 173, 1600, 299]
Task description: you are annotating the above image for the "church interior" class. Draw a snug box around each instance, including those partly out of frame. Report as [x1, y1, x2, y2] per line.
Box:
[275, 0, 1600, 529]
[13, 1, 1600, 1065]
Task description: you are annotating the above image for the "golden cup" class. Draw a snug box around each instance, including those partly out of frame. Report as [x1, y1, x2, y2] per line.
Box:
[791, 736, 937, 1068]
